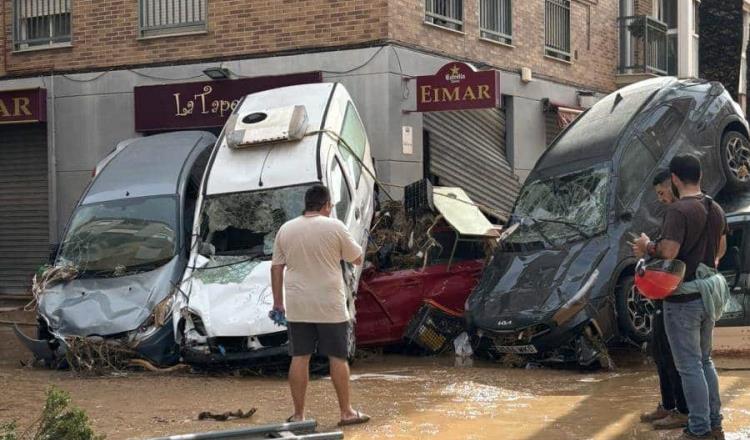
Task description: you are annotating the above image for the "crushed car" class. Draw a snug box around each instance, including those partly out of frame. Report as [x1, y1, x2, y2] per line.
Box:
[356, 183, 499, 351]
[15, 131, 216, 367]
[173, 83, 376, 367]
[465, 77, 750, 368]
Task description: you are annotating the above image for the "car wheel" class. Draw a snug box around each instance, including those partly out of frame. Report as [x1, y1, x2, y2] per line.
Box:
[615, 275, 654, 343]
[721, 131, 750, 192]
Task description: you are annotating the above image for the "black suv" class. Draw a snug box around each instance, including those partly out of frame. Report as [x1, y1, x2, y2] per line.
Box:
[466, 77, 750, 367]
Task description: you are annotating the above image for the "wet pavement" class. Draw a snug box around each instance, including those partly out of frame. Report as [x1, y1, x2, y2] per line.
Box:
[1, 346, 749, 440]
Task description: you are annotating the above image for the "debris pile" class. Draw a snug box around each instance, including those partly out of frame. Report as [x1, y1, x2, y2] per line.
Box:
[197, 408, 257, 421]
[65, 337, 138, 375]
[367, 200, 440, 271]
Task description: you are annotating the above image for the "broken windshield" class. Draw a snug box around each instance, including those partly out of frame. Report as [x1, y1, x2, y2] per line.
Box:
[57, 196, 178, 276]
[507, 165, 611, 246]
[200, 184, 314, 257]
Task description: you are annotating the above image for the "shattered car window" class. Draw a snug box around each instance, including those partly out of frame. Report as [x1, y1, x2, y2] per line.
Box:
[57, 196, 178, 276]
[201, 184, 313, 256]
[508, 166, 611, 246]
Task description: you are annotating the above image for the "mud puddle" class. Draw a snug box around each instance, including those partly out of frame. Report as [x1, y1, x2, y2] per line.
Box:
[1, 350, 750, 440]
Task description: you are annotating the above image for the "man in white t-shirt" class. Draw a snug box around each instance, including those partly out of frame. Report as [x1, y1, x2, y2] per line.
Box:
[271, 184, 370, 427]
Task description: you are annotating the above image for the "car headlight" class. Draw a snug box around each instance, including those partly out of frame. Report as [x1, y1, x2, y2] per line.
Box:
[552, 269, 599, 326]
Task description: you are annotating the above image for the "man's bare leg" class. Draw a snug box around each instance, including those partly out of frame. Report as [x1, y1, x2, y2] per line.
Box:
[329, 356, 358, 420]
[289, 355, 311, 421]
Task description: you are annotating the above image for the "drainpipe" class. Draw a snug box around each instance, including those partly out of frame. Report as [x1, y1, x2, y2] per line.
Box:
[47, 71, 58, 243]
[2, 0, 7, 76]
[618, 0, 634, 74]
[677, 0, 696, 78]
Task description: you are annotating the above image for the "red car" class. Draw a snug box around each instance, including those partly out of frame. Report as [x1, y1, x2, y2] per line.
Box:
[353, 185, 499, 349]
[355, 259, 485, 348]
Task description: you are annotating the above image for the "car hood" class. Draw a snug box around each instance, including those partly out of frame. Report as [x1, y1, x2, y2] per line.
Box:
[468, 237, 608, 330]
[38, 256, 181, 337]
[182, 258, 280, 337]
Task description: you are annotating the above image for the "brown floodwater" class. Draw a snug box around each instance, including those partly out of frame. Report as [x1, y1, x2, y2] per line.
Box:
[1, 342, 749, 440]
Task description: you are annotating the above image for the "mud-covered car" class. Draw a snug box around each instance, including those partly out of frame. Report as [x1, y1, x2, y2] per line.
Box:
[466, 77, 750, 367]
[357, 186, 496, 349]
[16, 131, 216, 367]
[174, 83, 375, 366]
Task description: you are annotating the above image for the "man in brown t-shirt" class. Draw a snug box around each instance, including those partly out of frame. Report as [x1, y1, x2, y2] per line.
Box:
[633, 154, 727, 440]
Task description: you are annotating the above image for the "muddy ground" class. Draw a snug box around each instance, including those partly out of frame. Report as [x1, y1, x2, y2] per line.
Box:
[2, 319, 750, 440]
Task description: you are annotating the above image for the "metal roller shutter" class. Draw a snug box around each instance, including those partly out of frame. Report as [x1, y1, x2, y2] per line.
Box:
[424, 108, 519, 220]
[0, 124, 49, 295]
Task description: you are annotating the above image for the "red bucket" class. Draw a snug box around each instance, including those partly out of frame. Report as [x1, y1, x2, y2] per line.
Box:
[634, 259, 686, 300]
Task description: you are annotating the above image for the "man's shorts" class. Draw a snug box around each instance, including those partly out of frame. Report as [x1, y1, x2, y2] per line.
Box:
[287, 321, 352, 360]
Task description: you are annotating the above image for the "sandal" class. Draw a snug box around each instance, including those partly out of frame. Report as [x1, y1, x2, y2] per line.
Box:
[337, 410, 370, 427]
[286, 415, 303, 423]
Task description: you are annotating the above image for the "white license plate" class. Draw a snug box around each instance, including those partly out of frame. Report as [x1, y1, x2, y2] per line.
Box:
[494, 344, 538, 354]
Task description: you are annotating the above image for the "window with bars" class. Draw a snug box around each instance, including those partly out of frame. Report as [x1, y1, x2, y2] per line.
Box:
[139, 0, 207, 37]
[425, 0, 463, 32]
[545, 0, 571, 61]
[480, 0, 511, 44]
[12, 0, 71, 50]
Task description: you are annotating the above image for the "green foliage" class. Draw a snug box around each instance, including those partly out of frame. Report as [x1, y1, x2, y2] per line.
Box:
[1, 421, 18, 440]
[0, 387, 105, 440]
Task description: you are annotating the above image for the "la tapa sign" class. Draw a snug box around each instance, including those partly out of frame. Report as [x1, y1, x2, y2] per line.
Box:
[416, 62, 500, 112]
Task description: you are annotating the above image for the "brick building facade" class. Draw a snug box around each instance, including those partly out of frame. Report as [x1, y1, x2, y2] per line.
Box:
[0, 0, 619, 294]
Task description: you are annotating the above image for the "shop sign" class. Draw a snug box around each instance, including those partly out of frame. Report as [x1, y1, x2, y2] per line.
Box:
[416, 62, 499, 112]
[0, 88, 47, 124]
[134, 71, 322, 132]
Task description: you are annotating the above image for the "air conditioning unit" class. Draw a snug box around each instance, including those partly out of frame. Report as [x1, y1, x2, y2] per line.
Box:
[227, 105, 309, 149]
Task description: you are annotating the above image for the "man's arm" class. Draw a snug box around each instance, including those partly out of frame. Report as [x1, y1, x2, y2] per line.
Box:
[633, 234, 680, 260]
[271, 264, 285, 312]
[338, 223, 363, 266]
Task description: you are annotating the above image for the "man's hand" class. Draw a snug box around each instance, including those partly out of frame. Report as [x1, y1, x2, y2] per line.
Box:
[632, 233, 651, 258]
[272, 303, 285, 314]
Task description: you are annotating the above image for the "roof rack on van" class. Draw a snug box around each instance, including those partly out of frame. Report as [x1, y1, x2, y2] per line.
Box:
[227, 105, 309, 149]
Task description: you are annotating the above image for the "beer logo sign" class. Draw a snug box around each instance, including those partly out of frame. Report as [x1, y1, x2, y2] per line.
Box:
[445, 65, 466, 84]
[416, 62, 499, 113]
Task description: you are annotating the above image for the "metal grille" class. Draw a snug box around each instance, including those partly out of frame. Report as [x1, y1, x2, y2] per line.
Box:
[139, 0, 207, 37]
[544, 0, 570, 61]
[424, 108, 519, 221]
[12, 0, 71, 50]
[425, 0, 463, 31]
[617, 16, 667, 75]
[0, 125, 49, 295]
[480, 0, 511, 44]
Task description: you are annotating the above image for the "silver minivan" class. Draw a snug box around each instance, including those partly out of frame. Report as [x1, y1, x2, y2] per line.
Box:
[16, 131, 216, 367]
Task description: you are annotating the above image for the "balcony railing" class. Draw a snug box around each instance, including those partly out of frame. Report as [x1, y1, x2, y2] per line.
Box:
[618, 15, 668, 76]
[12, 0, 71, 50]
[139, 0, 207, 37]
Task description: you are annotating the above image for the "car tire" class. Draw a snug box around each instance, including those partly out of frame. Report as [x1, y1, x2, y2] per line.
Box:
[615, 275, 654, 344]
[720, 130, 750, 192]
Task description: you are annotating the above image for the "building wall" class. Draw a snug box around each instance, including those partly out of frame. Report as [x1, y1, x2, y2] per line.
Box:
[1, 1, 619, 94]
[388, 0, 620, 93]
[1, 0, 389, 77]
[0, 44, 587, 239]
[635, 0, 653, 16]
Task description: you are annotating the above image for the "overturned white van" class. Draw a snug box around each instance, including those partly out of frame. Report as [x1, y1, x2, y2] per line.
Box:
[173, 83, 376, 366]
